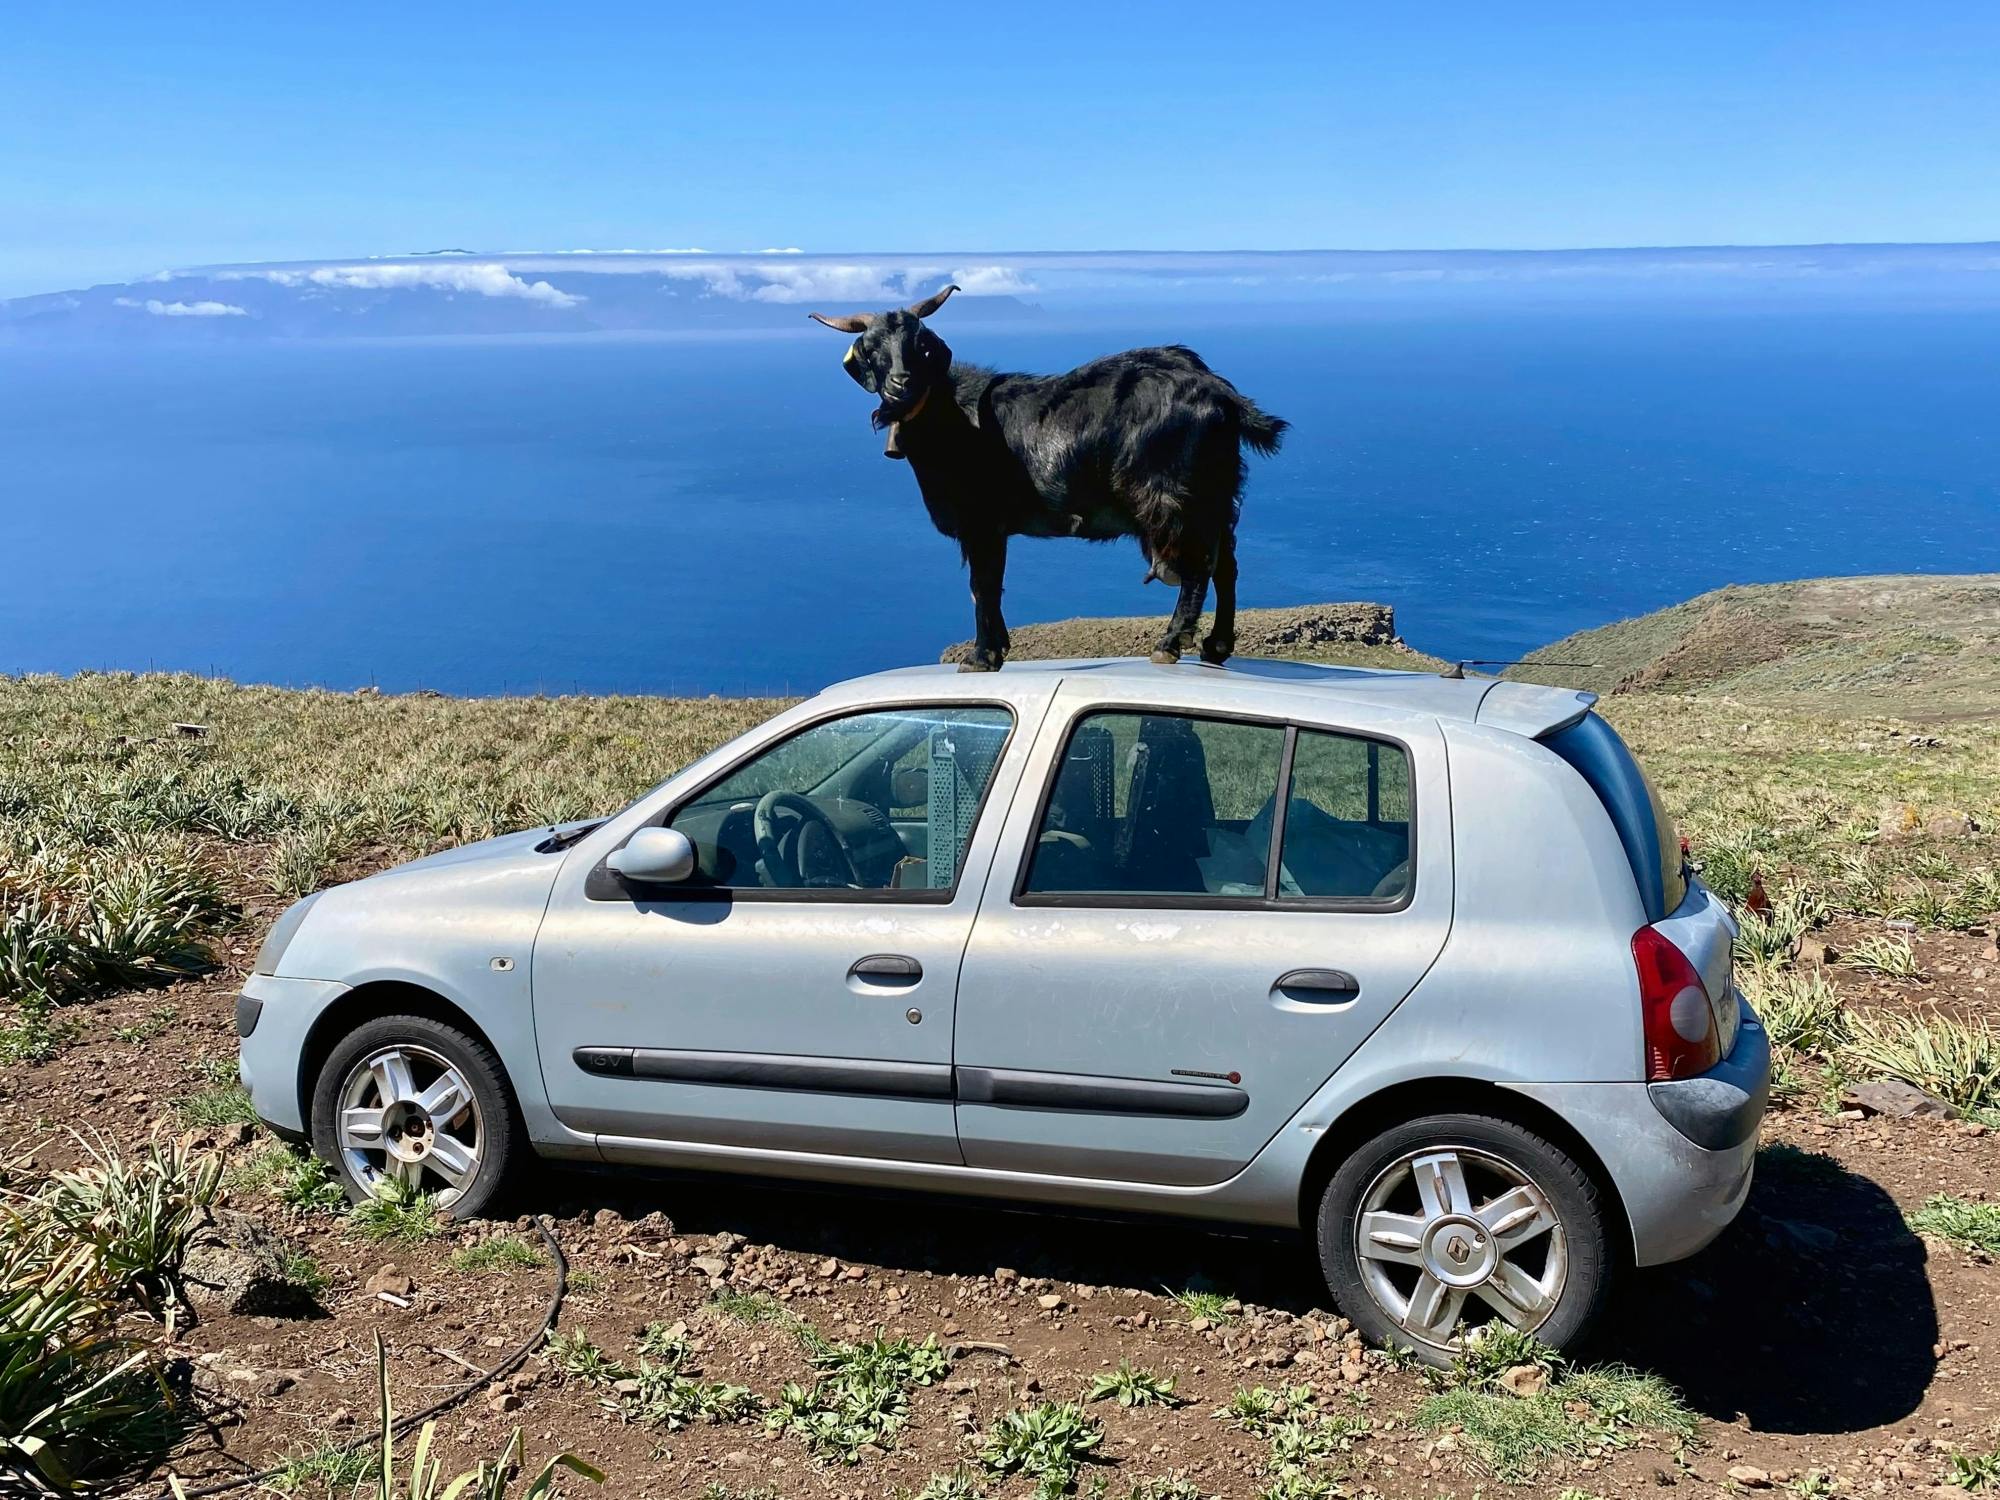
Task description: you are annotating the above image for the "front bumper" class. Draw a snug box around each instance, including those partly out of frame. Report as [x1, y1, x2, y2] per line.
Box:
[1507, 1003, 1770, 1267]
[236, 973, 350, 1138]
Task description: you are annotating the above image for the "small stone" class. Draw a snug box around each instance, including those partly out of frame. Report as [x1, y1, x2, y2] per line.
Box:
[993, 1267, 1019, 1284]
[1727, 1466, 1772, 1487]
[691, 1255, 729, 1278]
[364, 1265, 415, 1298]
[1497, 1364, 1547, 1398]
[1036, 1294, 1064, 1311]
[487, 1390, 523, 1414]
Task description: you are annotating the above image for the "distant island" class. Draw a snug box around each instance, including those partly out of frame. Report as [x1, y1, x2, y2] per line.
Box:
[6, 242, 2000, 344]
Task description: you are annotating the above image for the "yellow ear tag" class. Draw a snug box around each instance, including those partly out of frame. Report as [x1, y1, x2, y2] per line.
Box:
[843, 345, 859, 368]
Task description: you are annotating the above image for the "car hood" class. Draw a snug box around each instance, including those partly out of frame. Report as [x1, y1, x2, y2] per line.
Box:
[379, 822, 593, 878]
[271, 822, 601, 986]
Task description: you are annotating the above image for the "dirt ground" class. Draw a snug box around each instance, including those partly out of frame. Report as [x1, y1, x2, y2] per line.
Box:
[3, 916, 1992, 1500]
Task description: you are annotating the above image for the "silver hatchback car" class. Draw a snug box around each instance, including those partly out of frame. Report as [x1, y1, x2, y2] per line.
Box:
[239, 657, 1768, 1359]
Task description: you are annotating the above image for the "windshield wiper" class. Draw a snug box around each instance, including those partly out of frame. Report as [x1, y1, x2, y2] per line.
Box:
[538, 820, 604, 853]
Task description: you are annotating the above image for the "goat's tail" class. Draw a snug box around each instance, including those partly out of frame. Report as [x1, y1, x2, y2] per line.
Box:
[1234, 397, 1288, 457]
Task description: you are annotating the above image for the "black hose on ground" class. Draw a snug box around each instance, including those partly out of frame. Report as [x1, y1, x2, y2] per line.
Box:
[170, 1214, 568, 1497]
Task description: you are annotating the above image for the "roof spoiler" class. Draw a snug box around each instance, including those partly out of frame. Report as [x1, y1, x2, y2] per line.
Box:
[1473, 681, 1598, 739]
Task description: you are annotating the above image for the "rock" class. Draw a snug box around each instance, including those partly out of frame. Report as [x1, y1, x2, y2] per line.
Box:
[993, 1267, 1019, 1284]
[1497, 1364, 1547, 1398]
[487, 1390, 523, 1414]
[181, 1211, 325, 1318]
[1036, 1294, 1064, 1311]
[1926, 811, 1980, 838]
[1842, 1079, 1957, 1121]
[690, 1255, 729, 1278]
[364, 1265, 416, 1298]
[1727, 1466, 1772, 1488]
[1794, 937, 1838, 967]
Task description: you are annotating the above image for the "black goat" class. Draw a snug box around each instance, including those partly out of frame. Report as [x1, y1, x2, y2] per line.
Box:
[812, 285, 1287, 670]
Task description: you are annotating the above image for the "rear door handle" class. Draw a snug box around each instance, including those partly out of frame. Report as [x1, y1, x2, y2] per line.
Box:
[848, 954, 923, 983]
[1273, 968, 1360, 1001]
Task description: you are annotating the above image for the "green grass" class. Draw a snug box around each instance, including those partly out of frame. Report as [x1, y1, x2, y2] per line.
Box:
[1950, 1449, 2000, 1491]
[978, 1401, 1106, 1499]
[709, 1288, 789, 1323]
[450, 1234, 546, 1273]
[766, 1326, 951, 1463]
[1415, 1362, 1698, 1482]
[267, 1439, 374, 1493]
[1086, 1360, 1180, 1408]
[1907, 1195, 2000, 1255]
[0, 1139, 218, 1488]
[174, 1056, 257, 1127]
[1846, 933, 1924, 978]
[543, 1323, 759, 1433]
[346, 1177, 442, 1244]
[110, 1004, 178, 1043]
[1842, 1007, 2000, 1115]
[1165, 1287, 1235, 1324]
[909, 1467, 987, 1500]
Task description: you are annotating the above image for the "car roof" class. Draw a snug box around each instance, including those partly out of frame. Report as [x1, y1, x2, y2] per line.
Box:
[827, 657, 1596, 740]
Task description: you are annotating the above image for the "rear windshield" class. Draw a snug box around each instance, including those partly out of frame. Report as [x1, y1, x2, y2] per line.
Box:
[1544, 712, 1687, 921]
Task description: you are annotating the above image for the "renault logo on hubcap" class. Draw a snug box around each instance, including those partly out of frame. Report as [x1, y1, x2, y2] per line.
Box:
[1447, 1236, 1472, 1265]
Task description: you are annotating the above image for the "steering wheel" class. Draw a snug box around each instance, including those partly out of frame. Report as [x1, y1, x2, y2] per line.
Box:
[752, 790, 861, 888]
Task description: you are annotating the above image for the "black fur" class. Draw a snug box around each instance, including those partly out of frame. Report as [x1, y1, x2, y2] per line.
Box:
[820, 297, 1286, 669]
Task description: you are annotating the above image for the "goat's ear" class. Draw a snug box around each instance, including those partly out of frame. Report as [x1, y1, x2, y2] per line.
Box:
[905, 284, 959, 319]
[808, 311, 874, 333]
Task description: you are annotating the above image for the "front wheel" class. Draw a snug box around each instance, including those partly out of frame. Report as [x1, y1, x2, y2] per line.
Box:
[1316, 1112, 1612, 1363]
[310, 1013, 518, 1219]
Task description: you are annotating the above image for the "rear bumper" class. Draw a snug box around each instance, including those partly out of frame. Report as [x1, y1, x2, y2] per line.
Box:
[1506, 1004, 1769, 1267]
[237, 973, 349, 1138]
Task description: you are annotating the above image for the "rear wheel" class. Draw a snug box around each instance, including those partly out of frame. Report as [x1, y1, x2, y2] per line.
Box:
[310, 1014, 517, 1219]
[1316, 1112, 1611, 1362]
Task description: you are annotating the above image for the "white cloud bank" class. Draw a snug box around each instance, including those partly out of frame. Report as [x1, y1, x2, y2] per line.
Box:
[658, 261, 1035, 305]
[113, 296, 248, 317]
[217, 262, 584, 308]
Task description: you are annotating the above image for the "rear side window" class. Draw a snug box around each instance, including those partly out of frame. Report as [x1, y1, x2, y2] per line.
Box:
[1022, 712, 1286, 897]
[1281, 730, 1414, 901]
[1018, 711, 1413, 905]
[1544, 711, 1686, 921]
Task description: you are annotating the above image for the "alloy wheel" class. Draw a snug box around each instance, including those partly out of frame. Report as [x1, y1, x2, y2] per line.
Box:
[336, 1043, 483, 1208]
[1353, 1145, 1567, 1351]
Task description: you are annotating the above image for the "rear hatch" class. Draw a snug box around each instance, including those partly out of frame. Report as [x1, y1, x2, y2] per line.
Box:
[1542, 708, 1741, 1060]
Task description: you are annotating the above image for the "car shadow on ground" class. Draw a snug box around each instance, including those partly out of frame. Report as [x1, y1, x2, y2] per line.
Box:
[1604, 1142, 1937, 1436]
[537, 1138, 1938, 1438]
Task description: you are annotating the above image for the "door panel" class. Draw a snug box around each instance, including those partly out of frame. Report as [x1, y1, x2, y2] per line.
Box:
[532, 699, 1039, 1165]
[534, 898, 978, 1162]
[953, 686, 1453, 1186]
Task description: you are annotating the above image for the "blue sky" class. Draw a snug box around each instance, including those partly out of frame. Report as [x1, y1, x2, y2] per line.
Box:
[4, 2, 1997, 299]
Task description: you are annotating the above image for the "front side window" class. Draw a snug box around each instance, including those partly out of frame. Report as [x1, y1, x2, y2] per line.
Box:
[1022, 712, 1286, 897]
[667, 705, 1011, 893]
[1021, 712, 1414, 905]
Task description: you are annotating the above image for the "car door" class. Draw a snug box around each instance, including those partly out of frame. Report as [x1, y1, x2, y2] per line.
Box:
[953, 680, 1453, 1186]
[532, 698, 1029, 1166]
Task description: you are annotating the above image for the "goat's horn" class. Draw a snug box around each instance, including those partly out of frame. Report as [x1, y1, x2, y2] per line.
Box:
[808, 311, 874, 333]
[905, 284, 960, 319]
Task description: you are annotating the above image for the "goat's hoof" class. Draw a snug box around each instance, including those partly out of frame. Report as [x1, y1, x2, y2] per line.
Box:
[1199, 643, 1233, 667]
[957, 657, 1002, 673]
[1148, 649, 1181, 665]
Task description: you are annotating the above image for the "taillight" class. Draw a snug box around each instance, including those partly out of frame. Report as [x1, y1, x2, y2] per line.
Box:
[1632, 925, 1720, 1081]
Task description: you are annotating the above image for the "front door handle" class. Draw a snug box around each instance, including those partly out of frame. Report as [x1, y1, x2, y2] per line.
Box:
[1273, 968, 1360, 1001]
[848, 954, 923, 983]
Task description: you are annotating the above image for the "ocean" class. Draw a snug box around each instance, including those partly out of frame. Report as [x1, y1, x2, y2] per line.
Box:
[4, 307, 1996, 696]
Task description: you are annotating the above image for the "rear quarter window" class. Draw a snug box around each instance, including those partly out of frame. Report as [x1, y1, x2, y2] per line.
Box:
[1544, 712, 1686, 921]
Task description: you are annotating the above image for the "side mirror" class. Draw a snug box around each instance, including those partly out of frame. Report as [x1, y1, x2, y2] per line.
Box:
[607, 826, 698, 885]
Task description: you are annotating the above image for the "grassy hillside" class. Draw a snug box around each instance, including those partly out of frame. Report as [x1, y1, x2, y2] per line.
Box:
[1510, 573, 2000, 714]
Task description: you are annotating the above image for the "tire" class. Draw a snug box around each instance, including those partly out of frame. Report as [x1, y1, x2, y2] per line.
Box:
[1315, 1112, 1611, 1364]
[310, 1013, 519, 1220]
